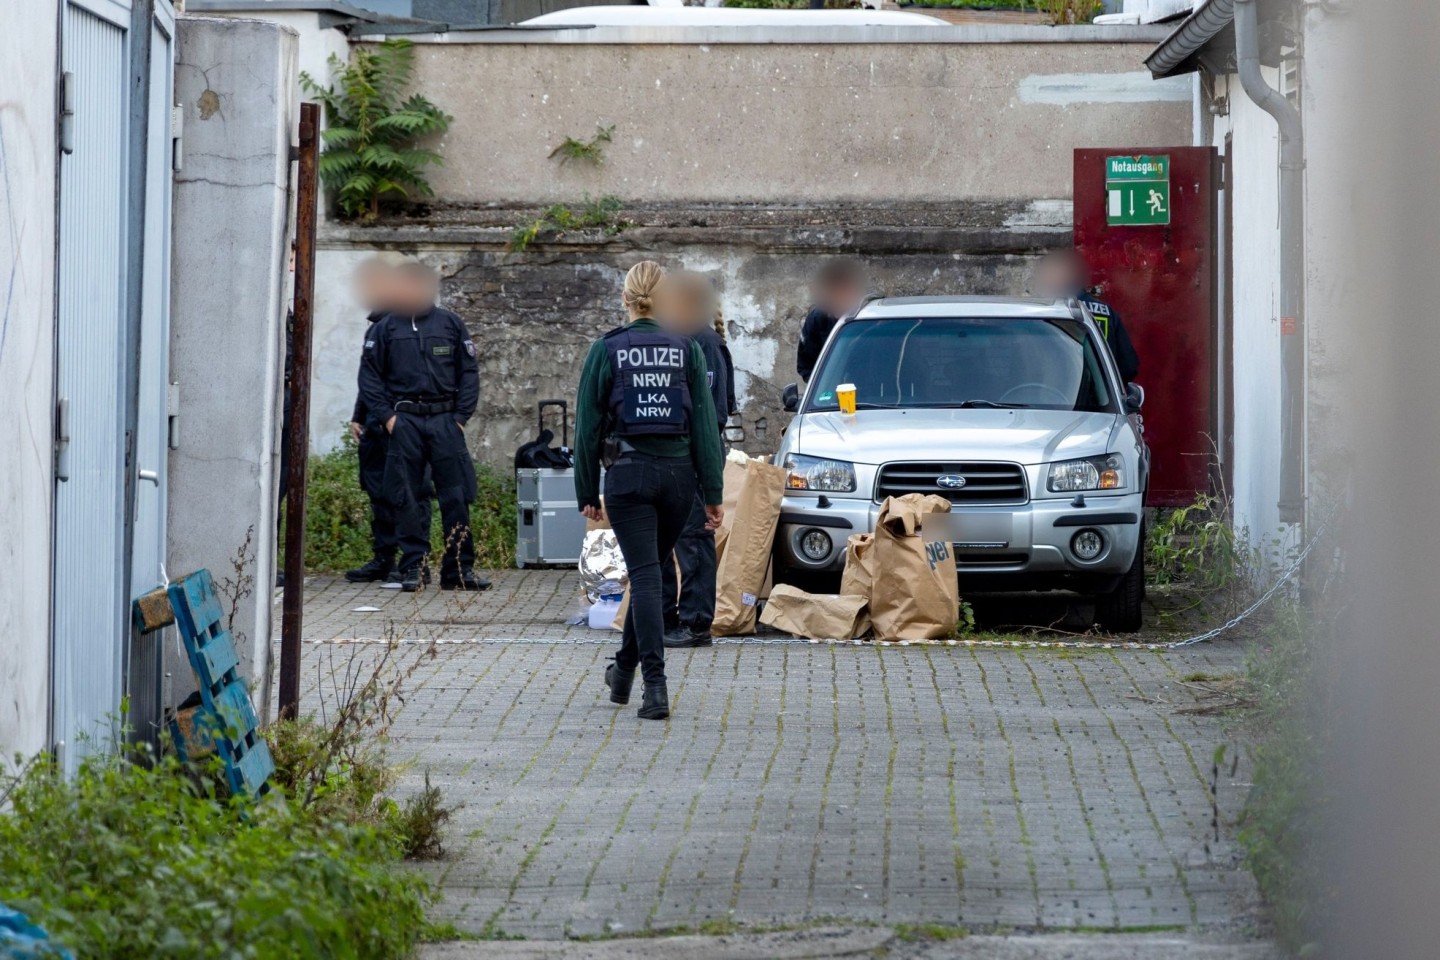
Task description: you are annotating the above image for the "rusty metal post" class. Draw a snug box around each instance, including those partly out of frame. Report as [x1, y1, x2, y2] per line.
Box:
[279, 102, 319, 721]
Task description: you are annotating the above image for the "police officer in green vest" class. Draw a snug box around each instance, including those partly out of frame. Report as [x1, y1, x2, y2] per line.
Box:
[574, 262, 725, 721]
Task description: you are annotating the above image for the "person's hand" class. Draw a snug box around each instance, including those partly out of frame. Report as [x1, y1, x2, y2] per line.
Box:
[385, 415, 397, 434]
[582, 504, 605, 523]
[349, 421, 363, 442]
[704, 505, 724, 530]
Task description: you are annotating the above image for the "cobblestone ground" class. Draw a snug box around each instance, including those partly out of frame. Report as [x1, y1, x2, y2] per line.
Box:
[286, 572, 1262, 941]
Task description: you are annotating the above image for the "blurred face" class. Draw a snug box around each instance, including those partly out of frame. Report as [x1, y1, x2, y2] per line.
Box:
[1035, 253, 1084, 298]
[353, 262, 395, 314]
[656, 277, 709, 335]
[821, 277, 864, 319]
[391, 265, 440, 314]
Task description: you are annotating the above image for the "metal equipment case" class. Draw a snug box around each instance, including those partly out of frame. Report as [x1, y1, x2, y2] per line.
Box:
[515, 401, 587, 567]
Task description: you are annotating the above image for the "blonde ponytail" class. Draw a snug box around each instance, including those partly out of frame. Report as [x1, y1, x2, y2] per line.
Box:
[713, 305, 727, 343]
[622, 261, 664, 317]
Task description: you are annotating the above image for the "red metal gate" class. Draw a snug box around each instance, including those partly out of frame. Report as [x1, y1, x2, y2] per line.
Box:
[1073, 147, 1218, 507]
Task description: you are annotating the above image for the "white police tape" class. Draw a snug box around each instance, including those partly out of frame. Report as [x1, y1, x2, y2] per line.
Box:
[305, 520, 1328, 653]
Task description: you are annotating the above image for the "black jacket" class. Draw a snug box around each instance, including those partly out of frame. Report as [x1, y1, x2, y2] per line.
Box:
[796, 306, 839, 381]
[1077, 292, 1140, 383]
[358, 306, 479, 425]
[691, 327, 736, 430]
[351, 311, 387, 431]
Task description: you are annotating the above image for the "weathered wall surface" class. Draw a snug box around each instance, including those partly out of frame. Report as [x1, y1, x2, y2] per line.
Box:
[170, 16, 296, 688]
[0, 9, 58, 763]
[314, 202, 1070, 465]
[402, 30, 1190, 204]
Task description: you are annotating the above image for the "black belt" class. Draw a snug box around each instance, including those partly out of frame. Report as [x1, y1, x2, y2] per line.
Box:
[394, 398, 454, 415]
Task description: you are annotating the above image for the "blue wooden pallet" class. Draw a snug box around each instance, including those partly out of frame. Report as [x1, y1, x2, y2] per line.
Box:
[166, 570, 274, 797]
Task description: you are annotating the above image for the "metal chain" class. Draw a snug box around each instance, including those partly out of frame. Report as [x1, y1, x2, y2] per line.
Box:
[306, 519, 1331, 654]
[1165, 516, 1328, 648]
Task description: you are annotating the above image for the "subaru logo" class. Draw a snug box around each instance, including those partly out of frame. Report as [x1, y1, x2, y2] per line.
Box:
[936, 475, 968, 490]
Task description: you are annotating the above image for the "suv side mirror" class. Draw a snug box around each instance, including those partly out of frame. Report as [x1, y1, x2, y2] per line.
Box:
[1124, 382, 1145, 413]
[782, 383, 801, 413]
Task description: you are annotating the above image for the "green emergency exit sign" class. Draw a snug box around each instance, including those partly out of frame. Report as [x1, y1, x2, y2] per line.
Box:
[1106, 155, 1170, 226]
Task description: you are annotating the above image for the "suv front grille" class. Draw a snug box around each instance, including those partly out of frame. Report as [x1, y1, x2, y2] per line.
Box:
[875, 461, 1029, 505]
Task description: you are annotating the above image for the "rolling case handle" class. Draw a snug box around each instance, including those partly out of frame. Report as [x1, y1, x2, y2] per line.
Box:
[538, 399, 569, 449]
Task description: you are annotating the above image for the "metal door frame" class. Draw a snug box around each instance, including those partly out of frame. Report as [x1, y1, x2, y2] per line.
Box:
[124, 0, 177, 744]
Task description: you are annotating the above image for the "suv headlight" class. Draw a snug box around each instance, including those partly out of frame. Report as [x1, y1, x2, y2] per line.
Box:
[783, 453, 857, 493]
[1047, 454, 1125, 493]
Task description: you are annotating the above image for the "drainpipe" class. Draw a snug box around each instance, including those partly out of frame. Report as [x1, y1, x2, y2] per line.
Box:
[1235, 0, 1306, 527]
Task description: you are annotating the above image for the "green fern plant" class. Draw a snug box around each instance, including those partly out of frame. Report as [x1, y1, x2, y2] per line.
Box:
[301, 40, 453, 220]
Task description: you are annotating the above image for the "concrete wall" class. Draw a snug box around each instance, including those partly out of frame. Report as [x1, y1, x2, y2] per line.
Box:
[398, 30, 1191, 204]
[1213, 71, 1284, 550]
[315, 201, 1071, 464]
[170, 16, 297, 686]
[0, 9, 58, 763]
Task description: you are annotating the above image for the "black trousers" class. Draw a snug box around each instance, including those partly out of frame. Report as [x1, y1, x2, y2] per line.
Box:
[605, 455, 696, 687]
[359, 428, 438, 565]
[661, 488, 716, 631]
[385, 412, 475, 579]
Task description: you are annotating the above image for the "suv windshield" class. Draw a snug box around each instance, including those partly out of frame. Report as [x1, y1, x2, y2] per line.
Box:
[805, 316, 1114, 413]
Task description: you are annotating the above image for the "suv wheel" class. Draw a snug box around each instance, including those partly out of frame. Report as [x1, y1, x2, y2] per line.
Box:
[1095, 532, 1145, 633]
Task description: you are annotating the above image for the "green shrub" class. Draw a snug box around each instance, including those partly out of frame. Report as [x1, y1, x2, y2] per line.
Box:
[300, 431, 518, 573]
[0, 750, 430, 960]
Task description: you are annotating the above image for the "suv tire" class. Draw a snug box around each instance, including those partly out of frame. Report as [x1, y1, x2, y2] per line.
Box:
[1095, 531, 1145, 633]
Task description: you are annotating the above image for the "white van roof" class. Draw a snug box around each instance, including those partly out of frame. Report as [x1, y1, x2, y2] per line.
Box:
[519, 6, 947, 28]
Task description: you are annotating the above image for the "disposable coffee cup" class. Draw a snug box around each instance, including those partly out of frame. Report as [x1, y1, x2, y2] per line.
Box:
[836, 383, 857, 415]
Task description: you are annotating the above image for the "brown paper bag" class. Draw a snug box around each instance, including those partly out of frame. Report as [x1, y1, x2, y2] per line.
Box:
[711, 458, 787, 636]
[759, 585, 870, 640]
[839, 532, 876, 598]
[868, 494, 959, 641]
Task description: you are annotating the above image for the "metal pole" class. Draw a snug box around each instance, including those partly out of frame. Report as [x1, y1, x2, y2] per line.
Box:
[279, 102, 319, 721]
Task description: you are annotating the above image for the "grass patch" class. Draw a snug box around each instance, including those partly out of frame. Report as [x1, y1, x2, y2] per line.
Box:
[299, 430, 517, 573]
[1235, 603, 1330, 954]
[893, 922, 969, 942]
[0, 749, 430, 959]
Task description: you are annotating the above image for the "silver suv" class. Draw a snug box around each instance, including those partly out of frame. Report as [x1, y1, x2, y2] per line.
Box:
[775, 296, 1149, 631]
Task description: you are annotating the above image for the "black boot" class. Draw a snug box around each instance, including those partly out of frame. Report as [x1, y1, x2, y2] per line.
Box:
[637, 681, 670, 721]
[399, 565, 425, 593]
[345, 556, 393, 583]
[441, 567, 492, 591]
[604, 659, 635, 705]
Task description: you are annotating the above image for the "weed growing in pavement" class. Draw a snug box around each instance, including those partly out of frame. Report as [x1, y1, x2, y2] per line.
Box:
[549, 124, 615, 165]
[893, 922, 969, 942]
[300, 429, 517, 572]
[1234, 602, 1333, 954]
[0, 746, 430, 959]
[263, 632, 459, 861]
[508, 195, 628, 252]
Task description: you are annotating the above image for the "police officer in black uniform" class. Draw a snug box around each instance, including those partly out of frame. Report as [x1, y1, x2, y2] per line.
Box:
[574, 261, 725, 721]
[357, 260, 489, 593]
[656, 271, 734, 648]
[1035, 248, 1140, 383]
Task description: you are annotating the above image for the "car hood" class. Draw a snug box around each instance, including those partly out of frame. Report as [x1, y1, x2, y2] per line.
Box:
[790, 408, 1121, 465]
